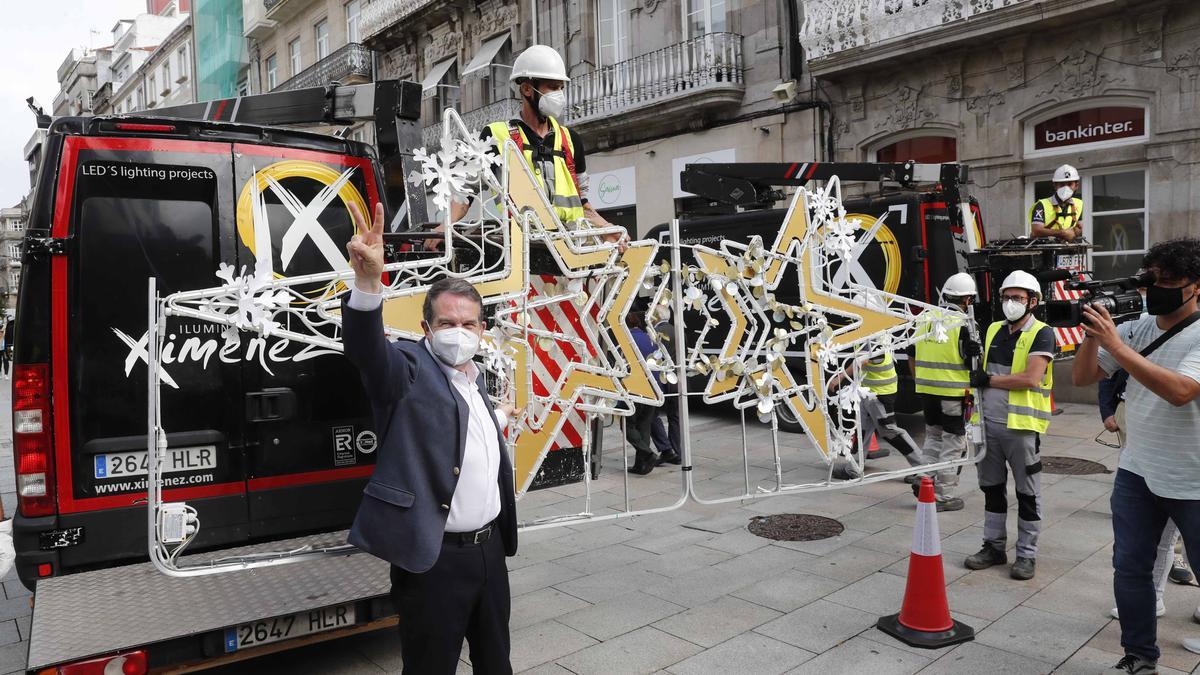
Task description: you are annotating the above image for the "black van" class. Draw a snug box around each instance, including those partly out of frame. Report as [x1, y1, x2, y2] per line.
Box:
[646, 189, 987, 421]
[12, 116, 389, 588]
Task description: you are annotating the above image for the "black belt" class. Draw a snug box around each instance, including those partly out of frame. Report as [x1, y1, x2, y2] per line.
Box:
[444, 521, 495, 546]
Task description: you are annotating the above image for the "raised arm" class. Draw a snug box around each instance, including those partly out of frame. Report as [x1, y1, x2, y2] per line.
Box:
[343, 202, 418, 402]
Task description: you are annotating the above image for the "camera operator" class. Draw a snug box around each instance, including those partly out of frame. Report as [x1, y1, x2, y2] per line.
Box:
[1072, 238, 1200, 674]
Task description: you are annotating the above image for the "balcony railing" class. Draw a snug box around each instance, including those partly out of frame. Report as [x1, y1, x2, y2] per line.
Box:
[273, 43, 373, 92]
[361, 0, 438, 43]
[422, 97, 522, 151]
[800, 0, 1032, 60]
[566, 33, 743, 125]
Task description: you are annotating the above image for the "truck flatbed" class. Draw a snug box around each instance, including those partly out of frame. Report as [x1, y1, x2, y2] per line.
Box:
[28, 532, 391, 672]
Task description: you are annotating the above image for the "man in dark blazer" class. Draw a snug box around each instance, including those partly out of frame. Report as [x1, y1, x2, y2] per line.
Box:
[343, 202, 518, 674]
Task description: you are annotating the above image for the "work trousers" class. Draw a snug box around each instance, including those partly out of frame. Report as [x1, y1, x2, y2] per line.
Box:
[1112, 469, 1200, 662]
[626, 402, 659, 460]
[977, 419, 1041, 558]
[921, 394, 966, 500]
[390, 531, 512, 675]
[651, 379, 682, 457]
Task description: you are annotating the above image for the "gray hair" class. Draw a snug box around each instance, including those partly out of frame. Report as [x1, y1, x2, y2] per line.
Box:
[422, 278, 484, 325]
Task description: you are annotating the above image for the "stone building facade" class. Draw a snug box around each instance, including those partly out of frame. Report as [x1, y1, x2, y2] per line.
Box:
[805, 0, 1200, 280]
[361, 0, 818, 234]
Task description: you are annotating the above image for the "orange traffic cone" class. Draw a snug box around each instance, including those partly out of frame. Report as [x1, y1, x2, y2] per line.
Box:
[877, 476, 975, 648]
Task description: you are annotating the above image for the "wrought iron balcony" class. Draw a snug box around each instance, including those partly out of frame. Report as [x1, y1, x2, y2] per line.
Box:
[273, 43, 373, 92]
[565, 33, 744, 133]
[361, 0, 438, 44]
[422, 98, 522, 151]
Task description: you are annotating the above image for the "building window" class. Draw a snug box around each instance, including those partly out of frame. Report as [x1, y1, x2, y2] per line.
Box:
[8, 243, 19, 259]
[436, 63, 460, 115]
[289, 39, 302, 76]
[266, 53, 278, 90]
[345, 0, 361, 43]
[163, 62, 171, 90]
[237, 76, 249, 97]
[8, 271, 17, 288]
[177, 45, 189, 81]
[597, 0, 630, 66]
[136, 86, 145, 110]
[1029, 168, 1147, 278]
[483, 41, 513, 106]
[315, 20, 329, 60]
[875, 136, 957, 164]
[148, 75, 157, 104]
[684, 0, 726, 39]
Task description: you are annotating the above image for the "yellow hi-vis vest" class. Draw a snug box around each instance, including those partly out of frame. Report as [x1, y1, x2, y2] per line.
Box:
[973, 319, 1054, 433]
[1030, 196, 1084, 231]
[862, 352, 898, 396]
[914, 321, 969, 397]
[487, 117, 586, 224]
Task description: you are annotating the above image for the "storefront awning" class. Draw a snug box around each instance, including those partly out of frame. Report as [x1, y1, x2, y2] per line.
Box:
[421, 57, 457, 97]
[462, 33, 511, 78]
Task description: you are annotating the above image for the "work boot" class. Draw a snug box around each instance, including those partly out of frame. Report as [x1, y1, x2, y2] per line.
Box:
[936, 497, 964, 512]
[629, 451, 656, 475]
[1010, 556, 1036, 580]
[1111, 654, 1158, 674]
[866, 447, 891, 460]
[656, 451, 682, 466]
[1169, 555, 1193, 584]
[831, 464, 862, 480]
[964, 544, 1007, 570]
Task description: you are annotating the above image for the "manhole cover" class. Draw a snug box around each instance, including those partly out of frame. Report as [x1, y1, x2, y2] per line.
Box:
[748, 514, 845, 542]
[1042, 456, 1111, 475]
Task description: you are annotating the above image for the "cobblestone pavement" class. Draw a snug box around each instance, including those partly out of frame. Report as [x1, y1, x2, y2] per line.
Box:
[8, 393, 1200, 673]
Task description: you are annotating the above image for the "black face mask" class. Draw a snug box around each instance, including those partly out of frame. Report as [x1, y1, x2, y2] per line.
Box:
[1146, 283, 1195, 316]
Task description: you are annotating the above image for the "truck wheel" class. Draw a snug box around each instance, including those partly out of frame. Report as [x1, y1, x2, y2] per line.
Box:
[772, 405, 804, 434]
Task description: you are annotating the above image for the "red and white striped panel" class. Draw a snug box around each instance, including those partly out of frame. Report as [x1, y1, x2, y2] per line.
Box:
[525, 274, 602, 451]
[1051, 279, 1087, 347]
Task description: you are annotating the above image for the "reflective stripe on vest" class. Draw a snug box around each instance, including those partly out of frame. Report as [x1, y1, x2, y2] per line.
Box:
[1031, 196, 1083, 231]
[487, 118, 586, 224]
[914, 322, 969, 397]
[862, 352, 898, 395]
[974, 319, 1054, 433]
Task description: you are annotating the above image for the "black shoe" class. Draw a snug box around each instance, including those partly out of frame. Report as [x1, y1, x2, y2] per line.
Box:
[656, 451, 682, 466]
[629, 452, 656, 475]
[1112, 654, 1158, 674]
[965, 544, 1007, 570]
[1169, 555, 1193, 585]
[1010, 556, 1036, 580]
[832, 465, 862, 480]
[866, 447, 892, 460]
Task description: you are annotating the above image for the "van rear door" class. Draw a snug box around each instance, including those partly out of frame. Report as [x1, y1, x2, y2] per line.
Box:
[56, 135, 249, 566]
[230, 143, 380, 537]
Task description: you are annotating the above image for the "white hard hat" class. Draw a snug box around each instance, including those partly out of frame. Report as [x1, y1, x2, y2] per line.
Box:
[942, 272, 978, 298]
[999, 270, 1042, 300]
[1052, 164, 1080, 183]
[510, 45, 570, 92]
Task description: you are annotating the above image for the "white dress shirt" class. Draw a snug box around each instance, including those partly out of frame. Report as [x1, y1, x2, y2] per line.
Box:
[349, 287, 504, 532]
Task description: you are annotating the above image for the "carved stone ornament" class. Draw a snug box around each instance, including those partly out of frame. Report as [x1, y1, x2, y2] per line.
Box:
[477, 4, 519, 40]
[874, 84, 935, 132]
[1039, 42, 1124, 99]
[643, 0, 664, 14]
[1137, 10, 1164, 61]
[379, 47, 418, 80]
[965, 88, 1005, 115]
[425, 31, 463, 67]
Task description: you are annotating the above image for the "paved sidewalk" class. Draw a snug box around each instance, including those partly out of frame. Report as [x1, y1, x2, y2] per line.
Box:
[0, 382, 30, 675]
[208, 402, 1200, 674]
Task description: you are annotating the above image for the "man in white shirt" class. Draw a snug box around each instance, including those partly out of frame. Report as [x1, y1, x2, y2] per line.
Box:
[1073, 238, 1200, 675]
[343, 202, 518, 674]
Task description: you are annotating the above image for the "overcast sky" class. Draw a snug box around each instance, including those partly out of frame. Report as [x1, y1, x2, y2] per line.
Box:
[0, 0, 147, 208]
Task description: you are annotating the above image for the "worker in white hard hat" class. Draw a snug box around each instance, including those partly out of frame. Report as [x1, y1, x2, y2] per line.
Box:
[445, 44, 627, 249]
[1029, 164, 1084, 241]
[964, 269, 1055, 580]
[908, 271, 981, 512]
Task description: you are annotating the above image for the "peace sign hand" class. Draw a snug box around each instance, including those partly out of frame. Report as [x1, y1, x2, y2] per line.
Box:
[347, 202, 386, 294]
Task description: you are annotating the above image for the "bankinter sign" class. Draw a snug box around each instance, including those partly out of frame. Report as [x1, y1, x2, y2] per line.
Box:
[1034, 106, 1144, 150]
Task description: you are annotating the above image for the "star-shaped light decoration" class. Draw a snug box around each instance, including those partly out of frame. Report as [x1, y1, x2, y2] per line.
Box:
[689, 178, 917, 460]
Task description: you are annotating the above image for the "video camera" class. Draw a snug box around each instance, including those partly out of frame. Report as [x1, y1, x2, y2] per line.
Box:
[1043, 270, 1152, 328]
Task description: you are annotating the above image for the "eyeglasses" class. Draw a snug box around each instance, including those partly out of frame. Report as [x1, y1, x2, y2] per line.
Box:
[1094, 429, 1121, 449]
[1001, 296, 1028, 303]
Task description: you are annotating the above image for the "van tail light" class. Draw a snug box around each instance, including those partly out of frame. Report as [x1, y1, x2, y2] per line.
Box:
[14, 364, 55, 517]
[38, 649, 148, 675]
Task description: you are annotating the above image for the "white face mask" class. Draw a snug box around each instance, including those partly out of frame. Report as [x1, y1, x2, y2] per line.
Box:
[1002, 299, 1029, 323]
[429, 327, 481, 367]
[1056, 185, 1074, 201]
[538, 90, 567, 119]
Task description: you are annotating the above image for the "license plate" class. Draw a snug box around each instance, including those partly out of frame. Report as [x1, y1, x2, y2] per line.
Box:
[93, 446, 217, 479]
[223, 604, 356, 653]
